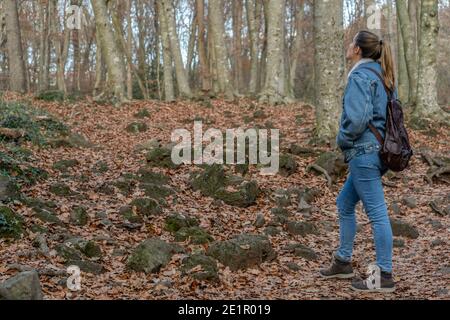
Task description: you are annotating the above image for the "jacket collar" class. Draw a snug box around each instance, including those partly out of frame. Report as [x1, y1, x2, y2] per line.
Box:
[347, 58, 375, 80]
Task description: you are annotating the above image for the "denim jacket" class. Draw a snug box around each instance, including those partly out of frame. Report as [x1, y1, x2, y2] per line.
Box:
[337, 61, 396, 163]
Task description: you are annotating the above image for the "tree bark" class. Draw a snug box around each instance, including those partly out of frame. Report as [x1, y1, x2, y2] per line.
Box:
[91, 0, 127, 104]
[4, 0, 27, 93]
[208, 0, 234, 99]
[156, 0, 175, 102]
[397, 14, 409, 103]
[195, 0, 210, 93]
[413, 0, 446, 125]
[232, 0, 243, 92]
[161, 0, 192, 98]
[259, 0, 290, 105]
[313, 0, 344, 144]
[396, 0, 418, 106]
[289, 0, 304, 98]
[246, 0, 260, 95]
[38, 1, 50, 92]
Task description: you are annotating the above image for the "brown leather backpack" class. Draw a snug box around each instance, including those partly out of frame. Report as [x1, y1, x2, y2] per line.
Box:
[362, 67, 413, 172]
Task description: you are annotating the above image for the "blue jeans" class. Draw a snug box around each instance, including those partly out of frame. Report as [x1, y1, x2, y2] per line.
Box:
[335, 150, 393, 273]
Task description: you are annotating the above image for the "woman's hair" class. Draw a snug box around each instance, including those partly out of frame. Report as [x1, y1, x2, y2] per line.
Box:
[354, 30, 395, 92]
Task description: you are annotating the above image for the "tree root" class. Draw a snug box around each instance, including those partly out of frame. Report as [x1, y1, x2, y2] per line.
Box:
[306, 164, 332, 187]
[425, 166, 450, 185]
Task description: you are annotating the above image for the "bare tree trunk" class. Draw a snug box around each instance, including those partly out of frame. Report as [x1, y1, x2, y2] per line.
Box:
[412, 0, 446, 125]
[156, 0, 175, 102]
[397, 11, 409, 103]
[397, 0, 418, 106]
[91, 0, 127, 104]
[313, 0, 344, 144]
[259, 0, 269, 92]
[196, 0, 210, 93]
[126, 0, 133, 99]
[186, 12, 197, 76]
[4, 0, 27, 93]
[161, 0, 192, 98]
[289, 0, 304, 98]
[51, 0, 69, 94]
[38, 1, 50, 92]
[246, 0, 260, 95]
[93, 40, 104, 98]
[232, 0, 243, 92]
[135, 0, 149, 98]
[259, 0, 289, 105]
[208, 0, 234, 99]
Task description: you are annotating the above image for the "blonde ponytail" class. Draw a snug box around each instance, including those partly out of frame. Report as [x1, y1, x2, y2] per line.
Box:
[380, 40, 396, 92]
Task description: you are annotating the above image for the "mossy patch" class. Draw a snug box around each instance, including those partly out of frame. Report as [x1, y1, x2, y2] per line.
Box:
[0, 206, 24, 239]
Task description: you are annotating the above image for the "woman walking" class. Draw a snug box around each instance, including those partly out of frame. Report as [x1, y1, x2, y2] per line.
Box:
[319, 30, 396, 293]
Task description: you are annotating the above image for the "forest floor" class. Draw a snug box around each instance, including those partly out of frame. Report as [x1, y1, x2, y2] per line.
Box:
[0, 93, 449, 300]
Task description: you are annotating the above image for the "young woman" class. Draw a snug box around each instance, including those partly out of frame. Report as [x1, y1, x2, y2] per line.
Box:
[319, 30, 396, 293]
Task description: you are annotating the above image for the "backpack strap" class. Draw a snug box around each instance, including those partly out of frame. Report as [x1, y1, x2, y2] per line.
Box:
[359, 66, 392, 146]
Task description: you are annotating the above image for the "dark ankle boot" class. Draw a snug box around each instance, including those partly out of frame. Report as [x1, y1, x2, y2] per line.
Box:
[319, 253, 355, 279]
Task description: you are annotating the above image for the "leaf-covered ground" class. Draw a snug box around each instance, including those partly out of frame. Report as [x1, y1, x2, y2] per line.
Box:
[0, 94, 449, 300]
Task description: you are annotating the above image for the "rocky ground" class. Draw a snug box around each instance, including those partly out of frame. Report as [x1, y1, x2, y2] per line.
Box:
[0, 93, 449, 300]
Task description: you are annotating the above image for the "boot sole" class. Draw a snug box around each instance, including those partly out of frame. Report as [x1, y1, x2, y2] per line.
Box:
[350, 286, 396, 293]
[319, 272, 355, 279]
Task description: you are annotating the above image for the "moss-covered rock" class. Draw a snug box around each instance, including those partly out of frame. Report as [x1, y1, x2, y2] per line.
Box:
[126, 122, 148, 134]
[285, 220, 319, 237]
[52, 159, 79, 172]
[127, 238, 184, 273]
[190, 165, 259, 208]
[284, 243, 317, 261]
[66, 238, 102, 259]
[119, 206, 143, 224]
[139, 183, 175, 202]
[0, 175, 20, 202]
[112, 178, 136, 196]
[164, 213, 199, 233]
[263, 226, 282, 236]
[146, 146, 178, 168]
[390, 219, 419, 239]
[130, 198, 162, 216]
[180, 254, 219, 282]
[49, 183, 77, 197]
[136, 168, 169, 185]
[68, 260, 105, 275]
[56, 240, 105, 274]
[70, 206, 89, 226]
[191, 164, 227, 196]
[174, 226, 214, 244]
[279, 154, 297, 177]
[215, 181, 259, 208]
[33, 207, 64, 226]
[55, 243, 83, 262]
[0, 206, 24, 239]
[207, 234, 276, 271]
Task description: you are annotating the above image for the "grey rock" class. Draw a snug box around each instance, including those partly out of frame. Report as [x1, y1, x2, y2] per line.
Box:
[286, 220, 319, 237]
[127, 238, 184, 274]
[402, 196, 417, 209]
[207, 234, 276, 271]
[0, 271, 43, 300]
[390, 219, 419, 239]
[254, 214, 265, 228]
